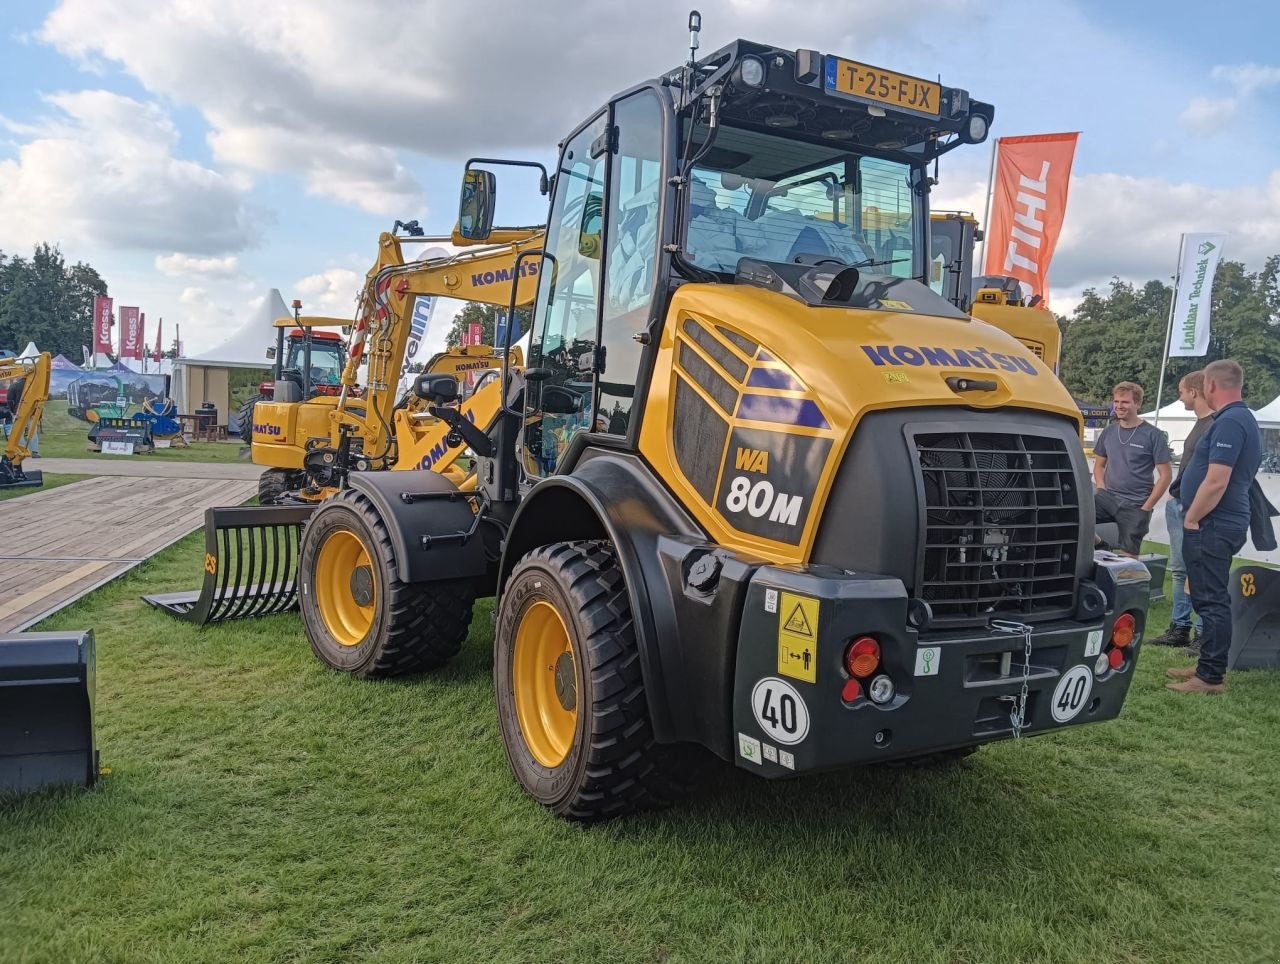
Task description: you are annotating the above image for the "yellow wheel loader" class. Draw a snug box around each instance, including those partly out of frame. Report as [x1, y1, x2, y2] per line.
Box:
[1, 352, 50, 489]
[258, 29, 1160, 821]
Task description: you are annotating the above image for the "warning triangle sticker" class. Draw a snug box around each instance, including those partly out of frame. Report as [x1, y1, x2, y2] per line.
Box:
[783, 604, 813, 637]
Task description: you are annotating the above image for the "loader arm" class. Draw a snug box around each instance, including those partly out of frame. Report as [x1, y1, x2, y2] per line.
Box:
[1, 352, 51, 488]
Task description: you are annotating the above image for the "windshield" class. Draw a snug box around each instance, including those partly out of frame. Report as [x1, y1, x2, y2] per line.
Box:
[682, 123, 920, 279]
[287, 339, 344, 386]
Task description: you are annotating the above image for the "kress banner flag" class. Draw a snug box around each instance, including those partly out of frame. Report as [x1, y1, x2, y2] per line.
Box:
[92, 295, 114, 356]
[983, 132, 1079, 305]
[118, 307, 142, 359]
[1168, 234, 1226, 357]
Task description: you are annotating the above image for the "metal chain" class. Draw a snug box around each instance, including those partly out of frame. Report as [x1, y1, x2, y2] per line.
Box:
[991, 619, 1033, 739]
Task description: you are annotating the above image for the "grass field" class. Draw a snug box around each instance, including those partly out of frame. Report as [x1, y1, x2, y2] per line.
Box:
[2, 534, 1279, 963]
[0, 472, 91, 502]
[32, 405, 247, 463]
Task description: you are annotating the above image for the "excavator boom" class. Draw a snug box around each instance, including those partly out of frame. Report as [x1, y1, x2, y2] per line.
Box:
[1, 352, 51, 489]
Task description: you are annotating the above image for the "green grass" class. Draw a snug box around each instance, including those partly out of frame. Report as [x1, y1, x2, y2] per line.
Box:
[0, 472, 92, 502]
[3, 537, 1279, 964]
[34, 406, 248, 463]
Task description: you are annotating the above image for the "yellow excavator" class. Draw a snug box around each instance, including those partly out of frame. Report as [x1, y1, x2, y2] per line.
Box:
[285, 28, 1152, 820]
[1, 352, 50, 489]
[930, 211, 1062, 370]
[248, 230, 543, 503]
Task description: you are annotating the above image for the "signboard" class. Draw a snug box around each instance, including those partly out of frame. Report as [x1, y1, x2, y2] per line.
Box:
[102, 440, 135, 456]
[402, 295, 435, 377]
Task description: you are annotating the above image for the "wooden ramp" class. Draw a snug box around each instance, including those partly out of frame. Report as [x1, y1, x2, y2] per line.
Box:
[0, 476, 257, 632]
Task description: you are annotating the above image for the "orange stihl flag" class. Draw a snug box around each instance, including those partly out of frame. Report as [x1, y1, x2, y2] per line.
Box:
[983, 133, 1079, 305]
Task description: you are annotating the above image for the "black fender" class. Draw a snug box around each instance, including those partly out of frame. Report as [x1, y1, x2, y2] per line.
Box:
[345, 470, 488, 585]
[498, 449, 742, 748]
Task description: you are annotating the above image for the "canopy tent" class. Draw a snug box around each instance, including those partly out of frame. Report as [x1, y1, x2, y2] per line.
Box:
[18, 341, 40, 360]
[1138, 399, 1200, 455]
[50, 354, 81, 371]
[172, 289, 290, 424]
[1251, 396, 1280, 431]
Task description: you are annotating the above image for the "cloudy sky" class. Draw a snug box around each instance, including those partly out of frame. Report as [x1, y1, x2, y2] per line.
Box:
[2, 0, 1278, 356]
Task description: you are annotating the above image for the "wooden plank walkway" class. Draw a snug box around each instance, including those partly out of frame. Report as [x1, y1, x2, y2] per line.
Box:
[0, 476, 256, 632]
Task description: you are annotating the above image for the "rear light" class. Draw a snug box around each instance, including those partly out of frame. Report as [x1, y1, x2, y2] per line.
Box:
[1107, 648, 1124, 669]
[1094, 653, 1110, 676]
[845, 637, 880, 678]
[1111, 612, 1136, 648]
[841, 678, 861, 702]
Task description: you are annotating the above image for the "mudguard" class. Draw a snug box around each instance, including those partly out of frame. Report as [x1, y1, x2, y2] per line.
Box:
[347, 469, 487, 585]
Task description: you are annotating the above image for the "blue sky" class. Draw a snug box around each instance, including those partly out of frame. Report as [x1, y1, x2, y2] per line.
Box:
[2, 0, 1278, 355]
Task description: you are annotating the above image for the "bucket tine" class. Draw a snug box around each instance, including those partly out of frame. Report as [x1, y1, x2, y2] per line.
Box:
[143, 505, 317, 624]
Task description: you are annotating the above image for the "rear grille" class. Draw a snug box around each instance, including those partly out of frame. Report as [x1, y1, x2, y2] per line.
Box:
[1019, 340, 1046, 359]
[912, 431, 1079, 625]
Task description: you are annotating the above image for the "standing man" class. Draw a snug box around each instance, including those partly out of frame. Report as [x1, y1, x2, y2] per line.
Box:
[1168, 359, 1262, 694]
[1149, 371, 1214, 648]
[1093, 381, 1173, 555]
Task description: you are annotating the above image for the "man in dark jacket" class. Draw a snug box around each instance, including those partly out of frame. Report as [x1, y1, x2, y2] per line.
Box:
[1167, 360, 1262, 694]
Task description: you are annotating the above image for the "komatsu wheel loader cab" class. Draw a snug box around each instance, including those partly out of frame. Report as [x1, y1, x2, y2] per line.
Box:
[296, 30, 1151, 820]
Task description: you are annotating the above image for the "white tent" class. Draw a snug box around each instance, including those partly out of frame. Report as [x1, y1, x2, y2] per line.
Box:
[172, 289, 289, 423]
[18, 341, 40, 359]
[1252, 396, 1280, 431]
[1140, 399, 1199, 455]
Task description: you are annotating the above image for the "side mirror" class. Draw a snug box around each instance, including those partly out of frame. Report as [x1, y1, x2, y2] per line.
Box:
[415, 373, 461, 405]
[265, 346, 276, 360]
[458, 169, 496, 241]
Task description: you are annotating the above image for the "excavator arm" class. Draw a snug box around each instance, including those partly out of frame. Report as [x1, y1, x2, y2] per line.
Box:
[1, 352, 51, 488]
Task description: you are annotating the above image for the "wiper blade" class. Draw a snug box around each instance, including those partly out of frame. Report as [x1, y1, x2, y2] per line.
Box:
[851, 255, 911, 270]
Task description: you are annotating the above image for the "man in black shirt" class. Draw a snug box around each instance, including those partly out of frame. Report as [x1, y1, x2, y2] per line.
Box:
[1149, 371, 1213, 648]
[1168, 360, 1262, 694]
[1093, 381, 1173, 554]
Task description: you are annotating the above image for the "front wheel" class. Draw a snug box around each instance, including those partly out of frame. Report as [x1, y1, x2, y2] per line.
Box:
[298, 489, 475, 678]
[494, 541, 684, 821]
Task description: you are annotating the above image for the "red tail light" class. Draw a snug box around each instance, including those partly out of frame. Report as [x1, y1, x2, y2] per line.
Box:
[1107, 648, 1124, 669]
[1111, 612, 1136, 648]
[845, 637, 880, 678]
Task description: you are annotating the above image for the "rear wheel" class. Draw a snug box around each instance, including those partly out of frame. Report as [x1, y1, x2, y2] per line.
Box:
[238, 393, 266, 443]
[257, 468, 304, 505]
[494, 541, 684, 821]
[298, 489, 475, 678]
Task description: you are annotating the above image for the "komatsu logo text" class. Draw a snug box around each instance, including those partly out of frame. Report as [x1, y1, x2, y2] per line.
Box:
[860, 344, 1039, 375]
[253, 422, 283, 437]
[471, 261, 539, 288]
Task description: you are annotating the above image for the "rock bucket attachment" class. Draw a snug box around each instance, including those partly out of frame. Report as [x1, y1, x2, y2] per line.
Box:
[143, 505, 316, 624]
[0, 630, 98, 794]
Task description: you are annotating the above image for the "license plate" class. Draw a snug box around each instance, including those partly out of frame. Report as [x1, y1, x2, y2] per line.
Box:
[825, 57, 941, 118]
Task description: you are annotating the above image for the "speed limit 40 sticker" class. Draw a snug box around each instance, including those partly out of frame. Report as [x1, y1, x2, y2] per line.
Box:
[1050, 664, 1094, 723]
[750, 677, 810, 745]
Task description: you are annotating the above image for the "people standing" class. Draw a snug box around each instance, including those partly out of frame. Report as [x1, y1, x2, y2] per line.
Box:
[1148, 371, 1214, 649]
[1093, 381, 1173, 555]
[1167, 359, 1262, 694]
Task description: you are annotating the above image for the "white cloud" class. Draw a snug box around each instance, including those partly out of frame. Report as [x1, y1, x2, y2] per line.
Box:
[1211, 62, 1280, 96]
[0, 90, 263, 254]
[1054, 169, 1280, 297]
[155, 253, 242, 279]
[1178, 96, 1237, 136]
[294, 267, 361, 318]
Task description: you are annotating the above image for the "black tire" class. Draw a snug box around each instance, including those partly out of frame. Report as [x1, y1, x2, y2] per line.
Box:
[238, 393, 266, 443]
[298, 489, 475, 678]
[257, 468, 304, 506]
[494, 540, 685, 821]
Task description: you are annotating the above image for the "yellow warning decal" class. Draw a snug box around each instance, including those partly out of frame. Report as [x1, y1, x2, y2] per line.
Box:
[777, 591, 819, 683]
[878, 299, 913, 311]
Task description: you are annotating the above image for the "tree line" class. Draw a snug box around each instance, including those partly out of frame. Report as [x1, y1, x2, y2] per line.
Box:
[0, 244, 108, 360]
[1058, 256, 1280, 407]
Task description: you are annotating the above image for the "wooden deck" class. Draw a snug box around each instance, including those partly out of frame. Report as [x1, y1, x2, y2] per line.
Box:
[0, 476, 257, 632]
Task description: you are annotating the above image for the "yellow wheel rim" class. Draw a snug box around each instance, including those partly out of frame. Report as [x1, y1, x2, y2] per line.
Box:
[314, 529, 376, 647]
[513, 600, 578, 768]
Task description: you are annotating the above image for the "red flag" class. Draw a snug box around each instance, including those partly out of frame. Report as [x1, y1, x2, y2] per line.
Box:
[468, 322, 483, 347]
[153, 317, 164, 362]
[138, 312, 146, 361]
[118, 307, 142, 359]
[93, 295, 114, 355]
[983, 133, 1079, 305]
